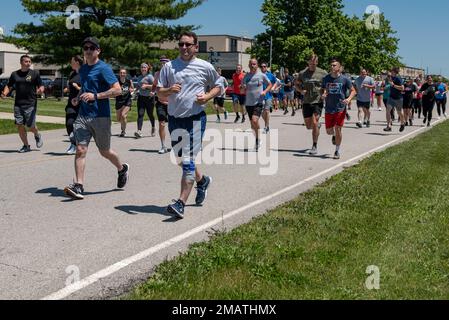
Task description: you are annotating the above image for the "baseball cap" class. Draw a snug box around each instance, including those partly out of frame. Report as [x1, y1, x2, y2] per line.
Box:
[82, 37, 100, 49]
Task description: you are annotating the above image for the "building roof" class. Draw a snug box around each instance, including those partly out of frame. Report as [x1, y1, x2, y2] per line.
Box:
[0, 41, 27, 54]
[198, 34, 254, 41]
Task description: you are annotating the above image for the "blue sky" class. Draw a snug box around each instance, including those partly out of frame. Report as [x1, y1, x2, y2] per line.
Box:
[1, 0, 447, 76]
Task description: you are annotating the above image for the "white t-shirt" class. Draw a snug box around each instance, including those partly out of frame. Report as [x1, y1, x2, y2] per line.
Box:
[158, 57, 223, 118]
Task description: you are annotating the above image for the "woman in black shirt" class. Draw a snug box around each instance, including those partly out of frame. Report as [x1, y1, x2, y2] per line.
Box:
[65, 55, 83, 154]
[420, 75, 437, 127]
[115, 68, 134, 137]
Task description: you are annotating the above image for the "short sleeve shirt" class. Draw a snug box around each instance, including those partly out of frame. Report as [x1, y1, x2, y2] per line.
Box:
[243, 71, 271, 106]
[322, 74, 353, 114]
[7, 69, 42, 107]
[298, 67, 327, 105]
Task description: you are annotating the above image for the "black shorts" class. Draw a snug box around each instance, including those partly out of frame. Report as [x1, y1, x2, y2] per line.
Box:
[246, 104, 263, 119]
[214, 97, 225, 107]
[115, 98, 132, 110]
[403, 98, 413, 109]
[302, 103, 323, 118]
[375, 93, 383, 97]
[156, 101, 168, 122]
[413, 99, 422, 109]
[357, 100, 371, 108]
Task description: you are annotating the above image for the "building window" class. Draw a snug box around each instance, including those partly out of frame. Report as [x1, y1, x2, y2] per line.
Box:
[230, 38, 238, 52]
[199, 41, 207, 53]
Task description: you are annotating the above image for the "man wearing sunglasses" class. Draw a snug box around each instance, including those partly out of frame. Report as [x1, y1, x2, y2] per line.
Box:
[157, 31, 224, 219]
[64, 37, 130, 200]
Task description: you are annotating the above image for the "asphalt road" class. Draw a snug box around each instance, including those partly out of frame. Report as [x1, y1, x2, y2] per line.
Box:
[0, 103, 444, 299]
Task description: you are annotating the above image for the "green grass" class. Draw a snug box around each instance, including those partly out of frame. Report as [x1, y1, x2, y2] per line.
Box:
[0, 98, 234, 121]
[127, 121, 449, 300]
[0, 119, 65, 135]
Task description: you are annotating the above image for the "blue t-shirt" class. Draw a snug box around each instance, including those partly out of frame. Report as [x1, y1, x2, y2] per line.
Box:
[436, 83, 447, 100]
[79, 60, 118, 118]
[389, 76, 404, 100]
[322, 74, 352, 114]
[263, 71, 276, 100]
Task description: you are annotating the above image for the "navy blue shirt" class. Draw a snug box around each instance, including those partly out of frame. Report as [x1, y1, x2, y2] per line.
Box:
[79, 60, 118, 118]
[322, 74, 352, 114]
[389, 76, 404, 100]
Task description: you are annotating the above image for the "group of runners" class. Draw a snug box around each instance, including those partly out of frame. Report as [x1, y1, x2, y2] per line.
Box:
[1, 32, 448, 219]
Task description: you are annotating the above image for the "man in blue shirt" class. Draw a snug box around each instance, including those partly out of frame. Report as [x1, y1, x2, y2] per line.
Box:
[64, 37, 130, 200]
[261, 62, 278, 133]
[384, 67, 405, 132]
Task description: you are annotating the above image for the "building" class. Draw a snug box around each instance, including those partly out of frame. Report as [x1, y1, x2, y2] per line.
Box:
[400, 66, 425, 79]
[0, 40, 60, 80]
[155, 34, 254, 78]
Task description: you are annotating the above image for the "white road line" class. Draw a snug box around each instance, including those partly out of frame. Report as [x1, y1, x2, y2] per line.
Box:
[41, 121, 442, 300]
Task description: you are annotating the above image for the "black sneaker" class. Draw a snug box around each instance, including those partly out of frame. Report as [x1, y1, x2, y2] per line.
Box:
[119, 131, 126, 137]
[366, 121, 370, 128]
[333, 151, 341, 160]
[292, 110, 296, 116]
[363, 121, 367, 126]
[241, 116, 246, 123]
[234, 115, 240, 123]
[117, 163, 130, 189]
[332, 135, 336, 145]
[283, 109, 289, 115]
[224, 111, 228, 120]
[64, 183, 84, 200]
[399, 124, 405, 132]
[167, 199, 185, 219]
[356, 122, 363, 128]
[195, 176, 212, 206]
[427, 122, 431, 127]
[423, 118, 427, 124]
[383, 127, 392, 132]
[409, 120, 413, 126]
[18, 145, 31, 153]
[35, 133, 43, 148]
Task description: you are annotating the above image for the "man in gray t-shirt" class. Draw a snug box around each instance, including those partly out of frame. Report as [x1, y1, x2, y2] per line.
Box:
[354, 69, 375, 128]
[157, 31, 223, 220]
[241, 58, 272, 151]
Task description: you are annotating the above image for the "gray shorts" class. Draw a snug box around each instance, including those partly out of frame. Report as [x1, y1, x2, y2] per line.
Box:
[263, 98, 273, 110]
[74, 116, 112, 151]
[387, 97, 403, 111]
[284, 91, 295, 101]
[14, 105, 36, 128]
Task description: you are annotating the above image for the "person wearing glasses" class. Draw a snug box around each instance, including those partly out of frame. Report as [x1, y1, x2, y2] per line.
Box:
[157, 31, 224, 219]
[241, 58, 272, 151]
[64, 37, 130, 200]
[322, 58, 356, 160]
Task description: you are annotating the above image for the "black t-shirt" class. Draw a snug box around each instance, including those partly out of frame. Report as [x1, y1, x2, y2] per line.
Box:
[403, 83, 416, 104]
[420, 83, 437, 104]
[116, 78, 132, 105]
[68, 71, 81, 100]
[7, 69, 42, 107]
[284, 75, 295, 92]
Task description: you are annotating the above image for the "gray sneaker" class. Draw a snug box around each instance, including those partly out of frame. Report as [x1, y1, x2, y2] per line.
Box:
[35, 133, 43, 148]
[167, 199, 185, 219]
[195, 176, 212, 206]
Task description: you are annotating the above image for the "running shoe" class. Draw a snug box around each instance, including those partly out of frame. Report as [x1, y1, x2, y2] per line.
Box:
[66, 144, 76, 155]
[117, 163, 130, 189]
[119, 131, 126, 137]
[356, 122, 363, 128]
[383, 127, 392, 132]
[195, 176, 212, 206]
[292, 110, 296, 117]
[18, 145, 31, 153]
[151, 127, 156, 137]
[64, 183, 84, 200]
[283, 109, 289, 115]
[366, 121, 370, 128]
[158, 147, 169, 154]
[241, 116, 246, 123]
[234, 115, 240, 123]
[224, 111, 228, 120]
[309, 146, 318, 155]
[423, 118, 427, 124]
[167, 199, 185, 219]
[35, 133, 43, 148]
[409, 120, 413, 126]
[399, 124, 405, 132]
[427, 122, 431, 127]
[333, 151, 341, 160]
[134, 131, 143, 139]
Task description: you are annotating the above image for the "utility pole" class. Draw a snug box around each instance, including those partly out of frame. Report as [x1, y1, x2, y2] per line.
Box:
[269, 35, 273, 69]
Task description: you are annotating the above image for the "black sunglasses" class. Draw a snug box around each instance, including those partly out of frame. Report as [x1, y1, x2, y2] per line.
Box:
[178, 42, 195, 48]
[83, 45, 98, 51]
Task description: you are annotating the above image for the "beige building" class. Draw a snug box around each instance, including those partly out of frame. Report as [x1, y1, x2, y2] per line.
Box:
[155, 34, 254, 78]
[0, 41, 60, 79]
[400, 66, 425, 79]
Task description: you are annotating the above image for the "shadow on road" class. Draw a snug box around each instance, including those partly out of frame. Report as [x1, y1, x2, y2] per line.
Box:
[129, 149, 171, 154]
[115, 204, 179, 222]
[44, 152, 72, 157]
[36, 187, 123, 201]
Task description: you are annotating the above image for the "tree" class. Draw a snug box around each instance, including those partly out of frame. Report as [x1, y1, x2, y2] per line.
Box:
[252, 0, 402, 74]
[6, 0, 203, 70]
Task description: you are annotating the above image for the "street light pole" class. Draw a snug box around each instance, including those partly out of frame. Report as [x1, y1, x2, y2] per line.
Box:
[269, 35, 273, 69]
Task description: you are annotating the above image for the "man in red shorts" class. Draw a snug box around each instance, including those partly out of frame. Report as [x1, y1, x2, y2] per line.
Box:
[322, 57, 356, 159]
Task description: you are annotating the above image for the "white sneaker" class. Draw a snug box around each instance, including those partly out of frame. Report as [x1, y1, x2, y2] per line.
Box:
[378, 108, 382, 111]
[134, 131, 143, 139]
[158, 147, 169, 154]
[66, 144, 76, 155]
[444, 113, 448, 118]
[309, 146, 318, 155]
